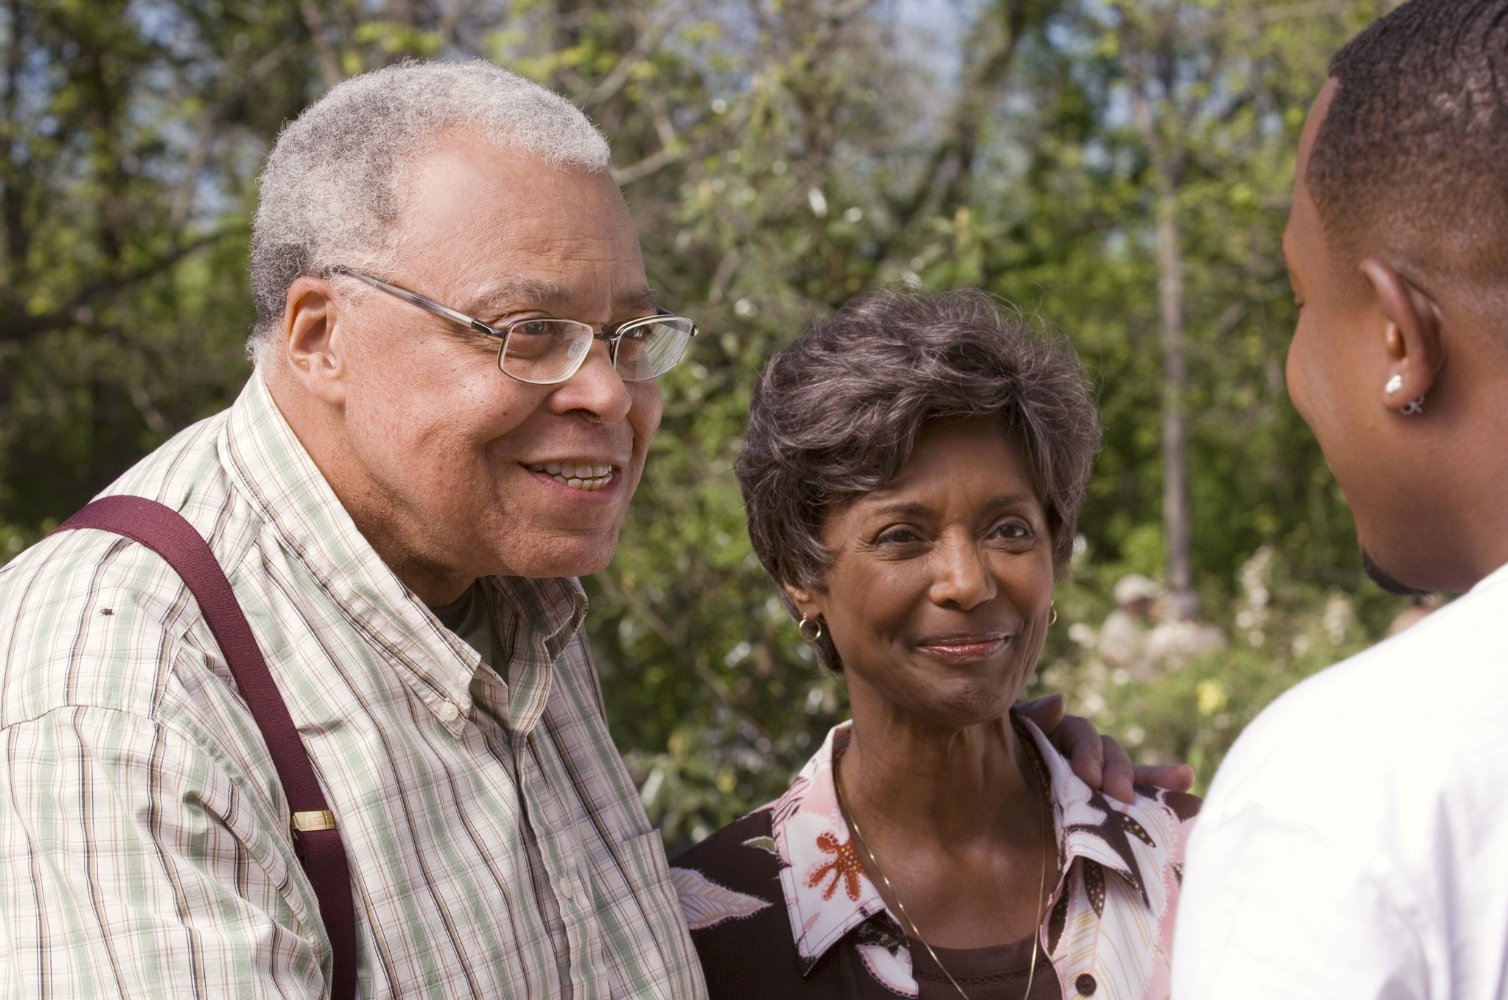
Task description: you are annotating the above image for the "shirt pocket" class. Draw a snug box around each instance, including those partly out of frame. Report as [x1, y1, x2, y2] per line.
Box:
[596, 828, 703, 998]
[599, 827, 677, 911]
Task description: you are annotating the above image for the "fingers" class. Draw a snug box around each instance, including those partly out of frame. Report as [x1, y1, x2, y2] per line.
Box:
[1019, 696, 1111, 793]
[1015, 695, 1194, 803]
[1132, 762, 1197, 794]
[1015, 693, 1067, 734]
[1087, 740, 1197, 803]
[1050, 713, 1105, 792]
[1100, 735, 1137, 804]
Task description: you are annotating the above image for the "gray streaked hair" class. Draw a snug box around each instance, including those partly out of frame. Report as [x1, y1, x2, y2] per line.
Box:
[736, 288, 1101, 670]
[248, 59, 611, 361]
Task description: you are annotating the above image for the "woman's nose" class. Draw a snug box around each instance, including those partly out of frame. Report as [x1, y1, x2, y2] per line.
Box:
[928, 538, 996, 610]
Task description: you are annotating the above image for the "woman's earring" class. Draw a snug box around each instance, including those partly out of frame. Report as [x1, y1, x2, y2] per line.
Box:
[1048, 602, 1058, 626]
[797, 614, 824, 642]
[1401, 394, 1426, 416]
[1384, 373, 1403, 396]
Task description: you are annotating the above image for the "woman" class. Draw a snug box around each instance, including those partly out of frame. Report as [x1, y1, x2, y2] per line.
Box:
[673, 290, 1197, 999]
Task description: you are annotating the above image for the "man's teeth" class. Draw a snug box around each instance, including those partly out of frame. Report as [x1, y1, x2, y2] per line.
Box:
[527, 462, 613, 491]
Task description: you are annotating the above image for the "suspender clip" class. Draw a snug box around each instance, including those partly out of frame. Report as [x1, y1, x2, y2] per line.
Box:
[292, 809, 338, 833]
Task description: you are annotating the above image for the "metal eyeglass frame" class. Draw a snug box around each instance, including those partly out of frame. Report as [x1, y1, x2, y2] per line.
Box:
[329, 266, 697, 385]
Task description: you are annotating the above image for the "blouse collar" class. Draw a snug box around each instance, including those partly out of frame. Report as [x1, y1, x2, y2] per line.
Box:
[773, 715, 1161, 976]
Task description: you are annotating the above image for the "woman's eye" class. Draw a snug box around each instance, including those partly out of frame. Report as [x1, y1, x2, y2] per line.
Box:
[873, 527, 919, 546]
[991, 520, 1034, 542]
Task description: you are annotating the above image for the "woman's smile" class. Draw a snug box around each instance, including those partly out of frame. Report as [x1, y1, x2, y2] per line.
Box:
[913, 632, 1014, 663]
[786, 415, 1056, 730]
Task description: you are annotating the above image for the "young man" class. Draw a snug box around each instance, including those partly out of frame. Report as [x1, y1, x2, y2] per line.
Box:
[1174, 2, 1508, 995]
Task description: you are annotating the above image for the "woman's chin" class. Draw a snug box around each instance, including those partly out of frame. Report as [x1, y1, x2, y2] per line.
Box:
[900, 687, 1021, 733]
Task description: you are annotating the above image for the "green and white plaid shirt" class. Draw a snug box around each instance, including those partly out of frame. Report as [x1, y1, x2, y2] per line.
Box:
[0, 373, 705, 999]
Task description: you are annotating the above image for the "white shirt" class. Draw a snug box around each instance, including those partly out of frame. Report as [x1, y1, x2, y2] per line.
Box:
[1172, 562, 1508, 999]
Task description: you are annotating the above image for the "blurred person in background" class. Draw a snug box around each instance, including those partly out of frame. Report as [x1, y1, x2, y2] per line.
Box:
[1097, 572, 1160, 680]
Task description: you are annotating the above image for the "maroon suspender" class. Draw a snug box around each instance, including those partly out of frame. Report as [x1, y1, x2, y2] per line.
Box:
[58, 495, 358, 999]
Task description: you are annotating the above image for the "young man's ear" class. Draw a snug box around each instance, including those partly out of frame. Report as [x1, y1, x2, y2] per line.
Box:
[1360, 257, 1445, 412]
[281, 276, 348, 404]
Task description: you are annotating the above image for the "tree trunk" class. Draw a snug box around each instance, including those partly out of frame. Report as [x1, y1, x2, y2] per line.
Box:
[1153, 178, 1194, 614]
[1125, 20, 1195, 617]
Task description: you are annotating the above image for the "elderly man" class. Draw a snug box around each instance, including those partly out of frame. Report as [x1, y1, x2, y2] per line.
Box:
[1173, 1, 1508, 995]
[0, 62, 1159, 998]
[0, 61, 702, 998]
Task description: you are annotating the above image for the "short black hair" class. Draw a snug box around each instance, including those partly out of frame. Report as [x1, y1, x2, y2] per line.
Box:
[1310, 0, 1508, 298]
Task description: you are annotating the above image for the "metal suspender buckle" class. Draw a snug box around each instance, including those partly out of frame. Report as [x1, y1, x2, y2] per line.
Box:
[292, 809, 338, 833]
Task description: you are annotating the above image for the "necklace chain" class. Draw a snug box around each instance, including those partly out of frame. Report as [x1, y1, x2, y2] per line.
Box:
[832, 740, 1053, 1000]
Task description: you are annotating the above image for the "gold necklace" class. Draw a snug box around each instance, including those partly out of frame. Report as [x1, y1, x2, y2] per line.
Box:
[832, 741, 1053, 1000]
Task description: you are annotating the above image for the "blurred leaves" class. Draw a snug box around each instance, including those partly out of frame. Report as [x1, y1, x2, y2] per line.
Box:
[1, 0, 1411, 848]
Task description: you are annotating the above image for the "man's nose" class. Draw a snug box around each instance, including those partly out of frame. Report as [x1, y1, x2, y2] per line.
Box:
[552, 339, 634, 422]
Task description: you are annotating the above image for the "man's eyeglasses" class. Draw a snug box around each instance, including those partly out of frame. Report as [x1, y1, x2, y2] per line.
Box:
[330, 267, 697, 386]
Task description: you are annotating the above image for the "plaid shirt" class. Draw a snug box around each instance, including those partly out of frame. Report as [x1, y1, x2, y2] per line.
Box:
[0, 374, 705, 999]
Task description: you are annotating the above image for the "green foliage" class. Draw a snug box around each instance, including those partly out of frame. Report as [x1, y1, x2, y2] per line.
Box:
[1040, 544, 1400, 794]
[0, 0, 1414, 850]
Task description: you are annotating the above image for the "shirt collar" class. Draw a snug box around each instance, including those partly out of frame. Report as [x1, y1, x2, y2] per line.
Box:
[771, 715, 1159, 975]
[1027, 718, 1153, 906]
[221, 373, 586, 736]
[772, 722, 889, 975]
[479, 575, 587, 734]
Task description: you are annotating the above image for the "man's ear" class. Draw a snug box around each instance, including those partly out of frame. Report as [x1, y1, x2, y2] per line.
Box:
[1359, 257, 1445, 411]
[281, 276, 349, 405]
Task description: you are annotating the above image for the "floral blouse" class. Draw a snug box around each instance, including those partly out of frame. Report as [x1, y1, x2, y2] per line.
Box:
[672, 719, 1199, 999]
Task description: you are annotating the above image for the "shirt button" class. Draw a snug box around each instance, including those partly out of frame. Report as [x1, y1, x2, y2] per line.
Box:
[437, 701, 460, 722]
[1075, 973, 1097, 996]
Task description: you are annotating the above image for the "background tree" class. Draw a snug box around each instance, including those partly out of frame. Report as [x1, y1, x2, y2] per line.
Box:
[1, 0, 1406, 849]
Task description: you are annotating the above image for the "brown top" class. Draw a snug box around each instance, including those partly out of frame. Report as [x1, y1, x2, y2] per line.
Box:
[915, 937, 1060, 1000]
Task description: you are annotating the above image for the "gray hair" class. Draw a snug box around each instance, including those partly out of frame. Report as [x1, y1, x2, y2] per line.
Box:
[736, 289, 1101, 670]
[248, 59, 611, 362]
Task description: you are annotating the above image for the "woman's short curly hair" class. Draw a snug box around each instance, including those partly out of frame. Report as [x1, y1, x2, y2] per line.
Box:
[736, 289, 1101, 667]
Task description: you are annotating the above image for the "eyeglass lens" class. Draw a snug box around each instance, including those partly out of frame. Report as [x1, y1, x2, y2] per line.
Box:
[499, 318, 693, 384]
